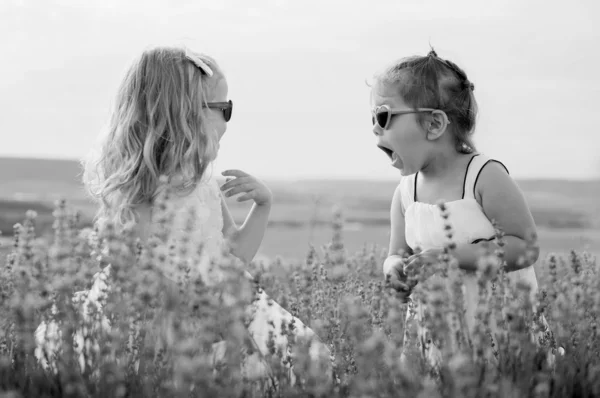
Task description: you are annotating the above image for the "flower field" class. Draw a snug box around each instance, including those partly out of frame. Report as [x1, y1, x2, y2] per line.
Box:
[0, 196, 598, 397]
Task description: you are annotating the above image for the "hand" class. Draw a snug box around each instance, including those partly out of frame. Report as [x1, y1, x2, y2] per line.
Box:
[404, 248, 444, 281]
[220, 170, 273, 206]
[383, 256, 413, 302]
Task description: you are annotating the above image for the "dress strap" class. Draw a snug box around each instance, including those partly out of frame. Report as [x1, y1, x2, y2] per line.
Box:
[399, 174, 416, 214]
[463, 153, 509, 200]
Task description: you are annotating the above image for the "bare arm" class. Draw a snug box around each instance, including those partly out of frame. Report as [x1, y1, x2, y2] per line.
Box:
[453, 162, 539, 272]
[385, 183, 413, 263]
[383, 183, 414, 294]
[220, 190, 238, 237]
[221, 195, 271, 264]
[219, 170, 272, 264]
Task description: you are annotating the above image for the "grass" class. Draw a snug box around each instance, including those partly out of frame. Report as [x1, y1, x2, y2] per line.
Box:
[0, 196, 599, 397]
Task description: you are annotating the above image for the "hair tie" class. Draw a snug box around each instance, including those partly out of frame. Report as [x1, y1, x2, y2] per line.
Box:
[427, 49, 438, 58]
[184, 49, 213, 77]
[463, 80, 475, 91]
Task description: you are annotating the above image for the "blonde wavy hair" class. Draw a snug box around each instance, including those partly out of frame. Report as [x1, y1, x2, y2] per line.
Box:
[83, 46, 223, 232]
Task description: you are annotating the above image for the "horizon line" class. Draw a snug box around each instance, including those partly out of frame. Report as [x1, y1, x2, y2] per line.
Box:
[1, 155, 598, 183]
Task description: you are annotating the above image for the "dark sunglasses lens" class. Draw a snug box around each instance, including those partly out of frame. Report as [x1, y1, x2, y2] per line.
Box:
[376, 111, 389, 129]
[225, 100, 233, 122]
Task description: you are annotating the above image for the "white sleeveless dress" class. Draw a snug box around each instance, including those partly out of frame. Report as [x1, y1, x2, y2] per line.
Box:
[35, 170, 330, 379]
[398, 154, 553, 368]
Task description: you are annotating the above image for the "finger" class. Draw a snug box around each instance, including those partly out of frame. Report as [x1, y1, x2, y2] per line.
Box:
[404, 260, 417, 274]
[221, 170, 249, 178]
[407, 253, 420, 262]
[392, 267, 406, 279]
[396, 291, 412, 303]
[223, 183, 256, 198]
[220, 177, 252, 192]
[236, 191, 256, 202]
[386, 275, 410, 291]
[390, 268, 406, 281]
[389, 280, 411, 292]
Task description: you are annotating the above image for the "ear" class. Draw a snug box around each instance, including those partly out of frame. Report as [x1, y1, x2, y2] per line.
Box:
[425, 110, 451, 141]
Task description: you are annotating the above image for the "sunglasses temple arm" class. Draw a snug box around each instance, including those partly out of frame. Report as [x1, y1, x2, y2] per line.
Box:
[389, 108, 436, 116]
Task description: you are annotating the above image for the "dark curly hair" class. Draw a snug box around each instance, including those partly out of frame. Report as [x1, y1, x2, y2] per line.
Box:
[375, 48, 478, 153]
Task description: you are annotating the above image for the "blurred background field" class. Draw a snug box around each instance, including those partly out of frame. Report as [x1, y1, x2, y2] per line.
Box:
[1, 156, 599, 267]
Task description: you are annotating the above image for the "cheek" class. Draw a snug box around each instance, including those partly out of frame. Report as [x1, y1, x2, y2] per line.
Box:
[218, 125, 226, 140]
[390, 127, 422, 152]
[204, 113, 226, 137]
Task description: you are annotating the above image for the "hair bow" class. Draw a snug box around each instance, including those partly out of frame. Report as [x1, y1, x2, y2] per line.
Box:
[184, 49, 213, 77]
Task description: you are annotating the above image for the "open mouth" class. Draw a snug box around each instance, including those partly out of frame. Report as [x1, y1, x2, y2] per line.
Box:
[377, 144, 394, 161]
[377, 144, 403, 169]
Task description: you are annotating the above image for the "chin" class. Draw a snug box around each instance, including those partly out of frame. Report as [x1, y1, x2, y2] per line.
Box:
[392, 164, 409, 176]
[397, 164, 418, 176]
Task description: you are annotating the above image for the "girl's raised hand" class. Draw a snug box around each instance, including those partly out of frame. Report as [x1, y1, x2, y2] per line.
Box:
[220, 170, 273, 206]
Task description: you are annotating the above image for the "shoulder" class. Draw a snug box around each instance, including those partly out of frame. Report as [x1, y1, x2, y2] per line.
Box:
[472, 153, 512, 199]
[150, 179, 220, 229]
[471, 155, 536, 243]
[392, 174, 415, 215]
[399, 173, 416, 190]
[132, 202, 153, 243]
[473, 155, 512, 202]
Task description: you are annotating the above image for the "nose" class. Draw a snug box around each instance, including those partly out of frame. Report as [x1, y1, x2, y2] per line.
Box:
[372, 123, 383, 137]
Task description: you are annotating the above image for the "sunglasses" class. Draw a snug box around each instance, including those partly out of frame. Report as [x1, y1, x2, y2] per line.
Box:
[204, 100, 233, 122]
[371, 105, 435, 130]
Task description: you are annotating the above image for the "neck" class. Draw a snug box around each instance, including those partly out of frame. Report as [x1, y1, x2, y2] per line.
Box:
[419, 146, 463, 179]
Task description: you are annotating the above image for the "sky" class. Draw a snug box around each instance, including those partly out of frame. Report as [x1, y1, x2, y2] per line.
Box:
[1, 0, 599, 181]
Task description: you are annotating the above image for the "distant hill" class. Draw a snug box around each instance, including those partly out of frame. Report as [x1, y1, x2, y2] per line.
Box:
[0, 157, 83, 184]
[1, 156, 599, 208]
[2, 156, 598, 188]
[0, 157, 598, 235]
